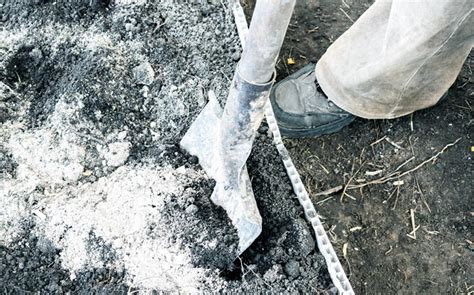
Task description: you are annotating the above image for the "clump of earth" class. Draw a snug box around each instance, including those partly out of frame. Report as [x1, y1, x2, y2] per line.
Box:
[1, 1, 334, 293]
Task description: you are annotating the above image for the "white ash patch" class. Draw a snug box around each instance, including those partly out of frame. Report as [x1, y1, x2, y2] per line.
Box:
[0, 28, 27, 54]
[7, 95, 87, 188]
[114, 0, 147, 6]
[79, 30, 115, 52]
[0, 188, 31, 246]
[8, 128, 85, 187]
[1, 94, 85, 245]
[98, 141, 131, 167]
[1, 80, 218, 290]
[33, 164, 218, 291]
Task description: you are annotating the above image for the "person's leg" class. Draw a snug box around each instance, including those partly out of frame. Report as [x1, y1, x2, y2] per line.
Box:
[316, 0, 473, 119]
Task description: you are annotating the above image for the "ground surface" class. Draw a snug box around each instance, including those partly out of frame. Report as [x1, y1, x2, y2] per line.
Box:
[1, 0, 472, 294]
[243, 0, 473, 293]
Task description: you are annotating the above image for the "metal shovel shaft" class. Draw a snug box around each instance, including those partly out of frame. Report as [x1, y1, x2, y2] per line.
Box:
[239, 0, 296, 84]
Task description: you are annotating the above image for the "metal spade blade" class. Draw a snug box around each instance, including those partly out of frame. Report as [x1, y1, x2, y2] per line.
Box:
[181, 69, 273, 254]
[180, 0, 295, 254]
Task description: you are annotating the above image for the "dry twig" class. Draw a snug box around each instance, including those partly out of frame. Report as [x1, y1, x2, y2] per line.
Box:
[407, 209, 420, 240]
[370, 135, 387, 146]
[315, 185, 343, 196]
[347, 138, 461, 190]
[385, 137, 405, 150]
[339, 7, 354, 23]
[315, 196, 334, 205]
[415, 175, 431, 213]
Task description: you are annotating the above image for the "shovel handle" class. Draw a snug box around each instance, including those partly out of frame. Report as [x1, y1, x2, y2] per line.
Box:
[239, 0, 296, 84]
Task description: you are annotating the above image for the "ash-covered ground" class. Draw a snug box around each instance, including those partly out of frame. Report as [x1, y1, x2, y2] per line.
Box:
[1, 1, 333, 293]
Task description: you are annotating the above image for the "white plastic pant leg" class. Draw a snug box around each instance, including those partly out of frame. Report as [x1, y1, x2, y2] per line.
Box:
[316, 0, 473, 119]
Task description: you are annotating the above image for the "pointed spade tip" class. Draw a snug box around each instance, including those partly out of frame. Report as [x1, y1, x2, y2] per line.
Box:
[235, 218, 262, 254]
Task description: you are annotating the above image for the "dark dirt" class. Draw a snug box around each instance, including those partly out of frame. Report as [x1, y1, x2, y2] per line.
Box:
[1, 0, 111, 24]
[238, 131, 335, 292]
[243, 0, 473, 293]
[159, 174, 241, 271]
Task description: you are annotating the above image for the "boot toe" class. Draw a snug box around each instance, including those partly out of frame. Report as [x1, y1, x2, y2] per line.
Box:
[269, 64, 355, 138]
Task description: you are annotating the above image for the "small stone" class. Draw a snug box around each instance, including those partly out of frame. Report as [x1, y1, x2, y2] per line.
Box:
[231, 51, 240, 61]
[141, 85, 149, 98]
[29, 48, 43, 64]
[468, 243, 474, 251]
[185, 204, 198, 214]
[82, 170, 93, 176]
[103, 142, 131, 167]
[164, 195, 172, 204]
[117, 131, 127, 140]
[64, 163, 84, 182]
[125, 23, 134, 31]
[223, 234, 233, 244]
[259, 125, 269, 134]
[176, 166, 186, 174]
[270, 246, 285, 262]
[201, 5, 211, 16]
[132, 62, 155, 86]
[284, 260, 300, 278]
[189, 156, 199, 165]
[287, 218, 315, 256]
[313, 255, 324, 270]
[263, 265, 281, 283]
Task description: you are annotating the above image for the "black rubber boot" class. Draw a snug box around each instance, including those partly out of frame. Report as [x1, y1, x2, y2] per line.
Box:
[270, 63, 355, 138]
